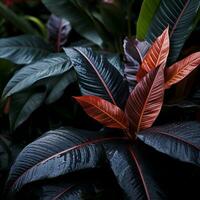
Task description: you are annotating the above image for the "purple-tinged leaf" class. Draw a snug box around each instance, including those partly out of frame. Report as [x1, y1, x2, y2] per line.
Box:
[47, 14, 71, 52]
[123, 37, 150, 91]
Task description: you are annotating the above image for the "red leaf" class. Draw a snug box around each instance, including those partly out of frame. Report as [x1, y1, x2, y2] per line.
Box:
[165, 52, 200, 89]
[137, 27, 169, 81]
[125, 65, 165, 134]
[73, 96, 129, 130]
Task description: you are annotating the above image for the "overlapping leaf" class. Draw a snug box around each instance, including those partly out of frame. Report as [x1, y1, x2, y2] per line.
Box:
[137, 27, 169, 81]
[6, 127, 126, 195]
[138, 121, 200, 166]
[0, 35, 52, 64]
[105, 142, 166, 199]
[125, 65, 165, 134]
[136, 0, 161, 40]
[123, 37, 150, 91]
[146, 0, 200, 63]
[3, 53, 73, 97]
[42, 0, 103, 46]
[64, 47, 129, 108]
[165, 52, 200, 88]
[9, 90, 46, 130]
[74, 96, 128, 130]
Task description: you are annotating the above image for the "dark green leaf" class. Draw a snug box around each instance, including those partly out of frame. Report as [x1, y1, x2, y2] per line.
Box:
[45, 69, 77, 104]
[0, 35, 52, 65]
[138, 121, 200, 166]
[42, 0, 103, 46]
[3, 53, 72, 97]
[136, 0, 161, 40]
[9, 90, 46, 130]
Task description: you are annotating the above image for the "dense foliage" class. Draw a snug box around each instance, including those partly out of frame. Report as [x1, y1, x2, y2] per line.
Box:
[0, 0, 200, 199]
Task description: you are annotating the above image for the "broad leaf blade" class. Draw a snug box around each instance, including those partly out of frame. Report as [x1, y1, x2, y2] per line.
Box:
[146, 0, 200, 63]
[138, 121, 200, 166]
[74, 96, 128, 130]
[9, 90, 46, 130]
[3, 53, 72, 97]
[125, 66, 165, 134]
[64, 47, 129, 108]
[45, 70, 77, 104]
[105, 142, 166, 199]
[136, 0, 161, 40]
[137, 27, 169, 81]
[165, 52, 200, 88]
[42, 0, 103, 46]
[0, 35, 52, 64]
[6, 128, 126, 194]
[123, 37, 150, 91]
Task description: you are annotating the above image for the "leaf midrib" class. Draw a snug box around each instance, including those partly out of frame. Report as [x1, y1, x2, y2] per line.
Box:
[11, 136, 128, 190]
[74, 48, 117, 105]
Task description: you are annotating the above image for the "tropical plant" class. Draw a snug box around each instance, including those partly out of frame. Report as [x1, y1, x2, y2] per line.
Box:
[3, 27, 200, 200]
[1, 0, 200, 199]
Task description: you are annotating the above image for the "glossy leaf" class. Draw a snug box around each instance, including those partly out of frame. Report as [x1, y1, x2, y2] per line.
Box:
[137, 27, 169, 81]
[47, 14, 71, 51]
[136, 0, 161, 40]
[3, 53, 73, 97]
[0, 35, 52, 64]
[42, 0, 103, 46]
[74, 96, 128, 130]
[107, 53, 124, 75]
[146, 0, 200, 63]
[165, 52, 200, 88]
[125, 66, 165, 134]
[138, 121, 200, 166]
[105, 142, 165, 199]
[123, 37, 150, 91]
[64, 47, 129, 108]
[6, 127, 126, 195]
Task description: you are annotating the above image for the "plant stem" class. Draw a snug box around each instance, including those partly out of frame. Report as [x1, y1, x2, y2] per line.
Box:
[0, 2, 38, 35]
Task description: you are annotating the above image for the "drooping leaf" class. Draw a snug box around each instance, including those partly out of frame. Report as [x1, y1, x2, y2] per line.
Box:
[105, 142, 166, 199]
[9, 90, 46, 130]
[137, 27, 169, 81]
[138, 121, 200, 166]
[146, 0, 200, 63]
[6, 127, 126, 195]
[165, 52, 200, 89]
[64, 47, 129, 108]
[0, 35, 52, 64]
[74, 96, 128, 130]
[136, 0, 161, 40]
[47, 14, 72, 51]
[123, 37, 150, 91]
[125, 65, 165, 134]
[42, 0, 103, 46]
[3, 53, 73, 97]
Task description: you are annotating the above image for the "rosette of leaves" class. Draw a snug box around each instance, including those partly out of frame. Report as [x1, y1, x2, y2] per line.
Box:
[4, 28, 200, 199]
